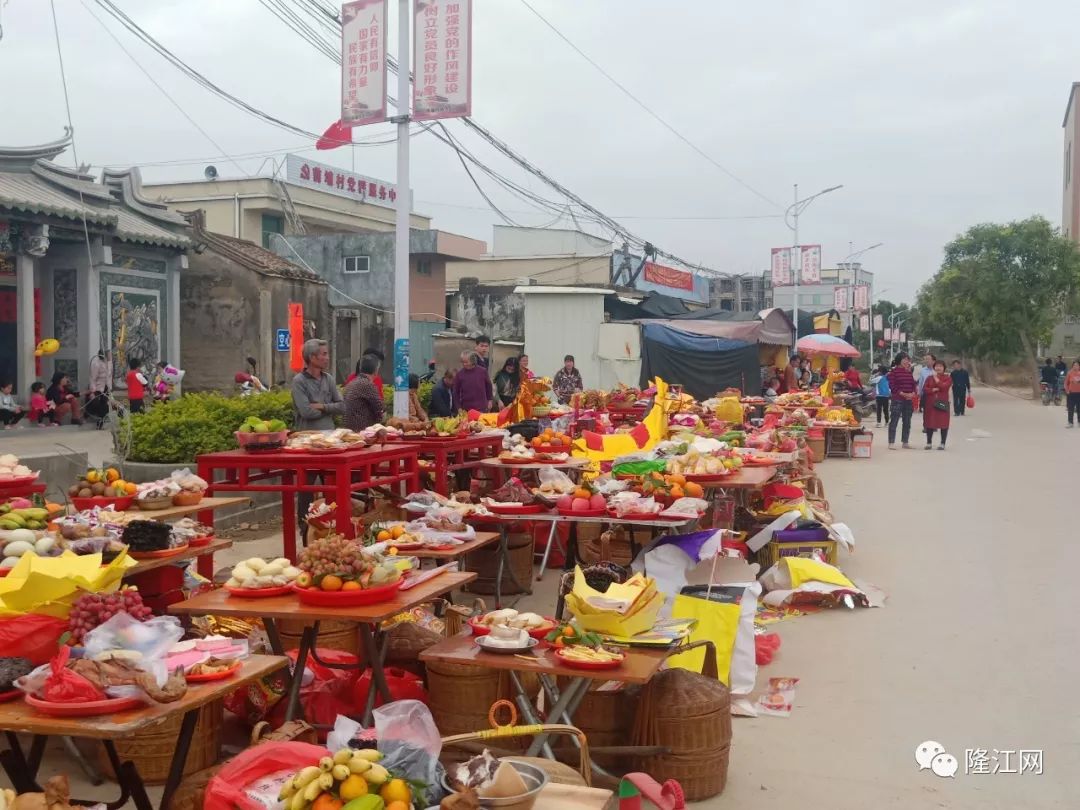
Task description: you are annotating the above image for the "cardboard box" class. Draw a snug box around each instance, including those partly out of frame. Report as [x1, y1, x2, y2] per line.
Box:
[852, 433, 873, 458]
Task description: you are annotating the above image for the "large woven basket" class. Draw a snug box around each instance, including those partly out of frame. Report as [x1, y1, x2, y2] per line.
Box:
[99, 699, 222, 784]
[578, 525, 634, 566]
[277, 618, 359, 655]
[554, 680, 639, 772]
[631, 641, 732, 801]
[427, 660, 539, 752]
[464, 532, 533, 595]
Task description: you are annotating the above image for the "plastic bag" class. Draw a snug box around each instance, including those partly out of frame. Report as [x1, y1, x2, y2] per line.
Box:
[0, 614, 68, 664]
[537, 466, 574, 493]
[267, 649, 361, 735]
[353, 667, 427, 710]
[204, 741, 330, 810]
[41, 646, 106, 703]
[82, 613, 184, 691]
[375, 700, 444, 807]
[967, 394, 975, 409]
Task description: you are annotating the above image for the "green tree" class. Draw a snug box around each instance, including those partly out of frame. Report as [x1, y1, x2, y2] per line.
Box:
[916, 216, 1080, 390]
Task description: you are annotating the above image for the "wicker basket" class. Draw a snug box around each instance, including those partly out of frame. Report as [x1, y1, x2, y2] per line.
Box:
[427, 660, 539, 752]
[135, 495, 174, 511]
[385, 621, 445, 674]
[631, 641, 732, 801]
[578, 525, 634, 567]
[99, 699, 222, 784]
[172, 490, 204, 506]
[277, 618, 359, 655]
[464, 532, 533, 595]
[554, 681, 639, 773]
[807, 436, 825, 463]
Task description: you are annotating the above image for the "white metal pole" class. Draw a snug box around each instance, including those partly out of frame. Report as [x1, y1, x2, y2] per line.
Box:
[869, 297, 874, 370]
[392, 0, 411, 418]
[792, 183, 799, 342]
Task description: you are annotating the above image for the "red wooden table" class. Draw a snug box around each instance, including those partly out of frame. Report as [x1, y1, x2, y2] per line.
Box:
[195, 443, 421, 566]
[410, 433, 505, 495]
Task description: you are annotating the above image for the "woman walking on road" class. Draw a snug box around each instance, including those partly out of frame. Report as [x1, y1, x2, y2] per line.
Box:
[887, 353, 918, 449]
[1065, 360, 1080, 428]
[869, 365, 890, 428]
[922, 360, 952, 450]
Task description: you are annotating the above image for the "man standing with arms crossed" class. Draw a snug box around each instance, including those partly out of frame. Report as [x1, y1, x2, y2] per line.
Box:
[291, 339, 345, 538]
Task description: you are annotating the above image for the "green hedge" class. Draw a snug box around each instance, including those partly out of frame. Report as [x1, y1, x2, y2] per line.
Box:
[126, 390, 295, 463]
[381, 380, 434, 414]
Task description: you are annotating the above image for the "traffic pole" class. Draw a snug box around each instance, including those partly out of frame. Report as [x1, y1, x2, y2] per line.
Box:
[392, 0, 411, 418]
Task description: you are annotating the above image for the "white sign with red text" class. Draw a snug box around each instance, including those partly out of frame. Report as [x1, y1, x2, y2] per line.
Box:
[771, 247, 792, 286]
[833, 286, 848, 311]
[859, 314, 870, 331]
[341, 0, 388, 126]
[413, 0, 472, 121]
[285, 154, 406, 209]
[874, 314, 883, 331]
[853, 284, 870, 311]
[799, 245, 822, 284]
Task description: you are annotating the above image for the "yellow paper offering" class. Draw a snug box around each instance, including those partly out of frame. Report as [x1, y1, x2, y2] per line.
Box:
[0, 550, 135, 618]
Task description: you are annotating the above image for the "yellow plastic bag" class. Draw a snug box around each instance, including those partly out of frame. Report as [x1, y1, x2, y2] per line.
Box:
[714, 397, 744, 424]
[0, 551, 135, 618]
[782, 557, 854, 590]
[667, 591, 742, 686]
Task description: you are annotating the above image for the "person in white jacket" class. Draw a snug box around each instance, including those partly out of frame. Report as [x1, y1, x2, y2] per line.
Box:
[88, 350, 112, 395]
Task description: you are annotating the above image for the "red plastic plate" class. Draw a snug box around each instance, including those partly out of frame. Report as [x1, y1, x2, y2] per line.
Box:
[129, 543, 189, 560]
[189, 534, 215, 547]
[683, 473, 734, 483]
[185, 660, 242, 683]
[469, 616, 557, 640]
[25, 694, 143, 717]
[486, 502, 547, 515]
[554, 648, 625, 670]
[0, 689, 21, 703]
[293, 579, 403, 606]
[71, 495, 134, 511]
[0, 474, 39, 487]
[225, 585, 293, 598]
[607, 508, 662, 521]
[282, 445, 350, 454]
[556, 507, 608, 518]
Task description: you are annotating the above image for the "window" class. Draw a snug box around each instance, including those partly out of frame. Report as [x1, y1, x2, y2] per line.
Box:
[261, 214, 284, 249]
[343, 255, 370, 274]
[416, 259, 432, 276]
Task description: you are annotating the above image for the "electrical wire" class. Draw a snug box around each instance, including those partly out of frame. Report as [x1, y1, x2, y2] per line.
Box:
[518, 0, 781, 211]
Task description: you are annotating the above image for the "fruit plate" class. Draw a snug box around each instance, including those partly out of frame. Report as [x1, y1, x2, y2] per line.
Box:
[226, 585, 293, 598]
[189, 534, 215, 547]
[556, 506, 608, 518]
[282, 445, 350, 454]
[129, 543, 190, 561]
[498, 456, 537, 465]
[185, 661, 243, 683]
[485, 502, 547, 515]
[740, 457, 776, 467]
[0, 473, 39, 487]
[293, 579, 402, 606]
[607, 508, 662, 521]
[71, 495, 135, 511]
[532, 456, 571, 464]
[469, 616, 557, 640]
[474, 636, 540, 655]
[25, 694, 143, 717]
[0, 689, 21, 703]
[554, 648, 625, 670]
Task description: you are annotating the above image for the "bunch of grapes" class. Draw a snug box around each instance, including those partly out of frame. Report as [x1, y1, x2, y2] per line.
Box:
[67, 588, 153, 644]
[299, 534, 373, 582]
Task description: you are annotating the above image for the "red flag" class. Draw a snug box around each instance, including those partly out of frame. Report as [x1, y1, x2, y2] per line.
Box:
[316, 120, 353, 150]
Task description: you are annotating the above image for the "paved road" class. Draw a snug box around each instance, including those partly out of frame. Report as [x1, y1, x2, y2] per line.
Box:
[712, 386, 1076, 808]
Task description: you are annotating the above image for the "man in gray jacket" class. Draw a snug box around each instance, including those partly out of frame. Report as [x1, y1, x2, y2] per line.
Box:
[291, 339, 344, 535]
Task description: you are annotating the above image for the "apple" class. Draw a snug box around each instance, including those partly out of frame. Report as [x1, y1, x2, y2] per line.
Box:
[589, 493, 606, 510]
[556, 494, 573, 510]
[571, 497, 590, 511]
[295, 572, 313, 589]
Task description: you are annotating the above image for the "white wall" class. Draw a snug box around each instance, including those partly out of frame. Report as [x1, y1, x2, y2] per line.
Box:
[522, 292, 607, 389]
[492, 225, 610, 257]
[596, 322, 642, 389]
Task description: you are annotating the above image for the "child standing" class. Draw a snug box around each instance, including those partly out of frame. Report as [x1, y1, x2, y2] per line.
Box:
[0, 381, 25, 428]
[126, 357, 148, 414]
[28, 382, 57, 426]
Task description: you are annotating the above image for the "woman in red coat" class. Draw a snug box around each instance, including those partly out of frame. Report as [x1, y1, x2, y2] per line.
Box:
[922, 360, 952, 450]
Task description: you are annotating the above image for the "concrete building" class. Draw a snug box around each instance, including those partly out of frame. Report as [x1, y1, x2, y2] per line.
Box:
[0, 131, 190, 399]
[273, 229, 484, 380]
[770, 264, 874, 332]
[709, 274, 771, 312]
[1055, 83, 1080, 356]
[445, 225, 610, 289]
[143, 155, 431, 248]
[181, 211, 329, 392]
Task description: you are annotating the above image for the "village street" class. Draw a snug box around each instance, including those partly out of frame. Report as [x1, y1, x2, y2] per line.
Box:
[711, 386, 1077, 809]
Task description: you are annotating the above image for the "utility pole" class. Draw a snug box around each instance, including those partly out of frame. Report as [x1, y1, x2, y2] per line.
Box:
[785, 183, 842, 341]
[392, 0, 410, 418]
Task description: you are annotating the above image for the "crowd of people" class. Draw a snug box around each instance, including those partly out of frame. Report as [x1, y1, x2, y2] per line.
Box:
[289, 335, 588, 435]
[879, 351, 972, 450]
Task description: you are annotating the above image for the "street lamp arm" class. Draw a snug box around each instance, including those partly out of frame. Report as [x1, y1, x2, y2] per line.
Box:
[784, 184, 843, 231]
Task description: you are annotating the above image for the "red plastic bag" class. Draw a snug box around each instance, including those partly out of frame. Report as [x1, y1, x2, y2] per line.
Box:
[0, 614, 68, 665]
[42, 647, 106, 703]
[966, 394, 975, 409]
[267, 649, 362, 736]
[353, 666, 427, 709]
[204, 741, 329, 810]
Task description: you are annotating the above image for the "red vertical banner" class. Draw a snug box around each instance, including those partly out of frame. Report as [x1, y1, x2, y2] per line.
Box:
[288, 302, 304, 372]
[34, 289, 41, 376]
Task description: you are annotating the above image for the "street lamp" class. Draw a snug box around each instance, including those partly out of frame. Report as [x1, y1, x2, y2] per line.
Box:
[785, 183, 843, 340]
[889, 311, 910, 359]
[838, 242, 885, 365]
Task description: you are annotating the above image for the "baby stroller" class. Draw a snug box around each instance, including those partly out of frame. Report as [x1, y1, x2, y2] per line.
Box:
[84, 389, 125, 430]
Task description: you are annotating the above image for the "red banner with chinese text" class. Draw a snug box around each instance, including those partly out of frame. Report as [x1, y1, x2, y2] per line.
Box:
[643, 261, 694, 291]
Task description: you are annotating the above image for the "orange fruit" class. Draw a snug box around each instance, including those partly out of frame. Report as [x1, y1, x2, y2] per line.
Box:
[376, 530, 392, 542]
[685, 482, 704, 498]
[573, 488, 591, 500]
[667, 473, 686, 486]
[341, 581, 361, 591]
[311, 793, 343, 810]
[320, 575, 344, 591]
[125, 481, 137, 495]
[531, 437, 542, 448]
[386, 802, 409, 810]
[650, 471, 664, 481]
[391, 525, 405, 539]
[387, 546, 399, 556]
[669, 485, 685, 500]
[106, 468, 120, 482]
[379, 779, 411, 805]
[339, 775, 368, 801]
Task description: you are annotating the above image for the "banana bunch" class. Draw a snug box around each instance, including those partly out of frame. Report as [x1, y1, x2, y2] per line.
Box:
[278, 747, 387, 810]
[0, 506, 49, 530]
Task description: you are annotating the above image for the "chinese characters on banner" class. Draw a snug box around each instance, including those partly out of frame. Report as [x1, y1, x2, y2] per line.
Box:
[859, 314, 870, 331]
[413, 0, 472, 121]
[643, 261, 694, 291]
[285, 154, 404, 210]
[900, 332, 906, 342]
[853, 284, 870, 311]
[770, 248, 792, 286]
[799, 245, 821, 284]
[874, 314, 883, 330]
[833, 286, 848, 311]
[341, 0, 388, 127]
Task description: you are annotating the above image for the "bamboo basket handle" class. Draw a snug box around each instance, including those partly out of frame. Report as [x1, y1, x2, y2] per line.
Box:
[665, 639, 719, 679]
[250, 721, 270, 745]
[599, 531, 612, 560]
[440, 700, 593, 785]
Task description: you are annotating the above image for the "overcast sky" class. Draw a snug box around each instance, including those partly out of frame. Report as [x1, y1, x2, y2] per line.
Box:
[1, 0, 1074, 303]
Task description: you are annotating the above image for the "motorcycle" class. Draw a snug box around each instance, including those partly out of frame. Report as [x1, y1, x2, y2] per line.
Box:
[834, 384, 876, 421]
[1041, 372, 1064, 406]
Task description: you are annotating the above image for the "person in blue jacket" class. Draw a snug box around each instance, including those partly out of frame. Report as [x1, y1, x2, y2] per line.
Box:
[869, 364, 891, 427]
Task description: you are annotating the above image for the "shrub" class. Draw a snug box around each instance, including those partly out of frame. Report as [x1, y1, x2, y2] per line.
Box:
[380, 380, 434, 415]
[125, 390, 295, 463]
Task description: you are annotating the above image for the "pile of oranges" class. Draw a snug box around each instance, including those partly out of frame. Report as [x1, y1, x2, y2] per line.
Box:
[531, 428, 572, 449]
[640, 471, 704, 500]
